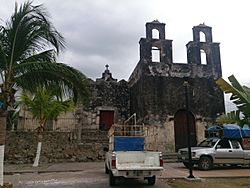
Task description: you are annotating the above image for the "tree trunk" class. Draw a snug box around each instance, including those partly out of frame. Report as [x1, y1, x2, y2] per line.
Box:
[33, 130, 43, 167]
[0, 111, 7, 186]
[33, 141, 42, 167]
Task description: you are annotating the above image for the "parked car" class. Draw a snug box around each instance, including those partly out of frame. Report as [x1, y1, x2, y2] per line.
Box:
[177, 138, 250, 170]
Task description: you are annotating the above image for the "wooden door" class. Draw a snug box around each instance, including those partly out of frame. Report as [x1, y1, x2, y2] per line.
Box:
[174, 110, 197, 151]
[99, 110, 114, 130]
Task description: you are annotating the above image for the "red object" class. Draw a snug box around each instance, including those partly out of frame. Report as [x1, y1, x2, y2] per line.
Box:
[111, 154, 116, 168]
[99, 110, 114, 130]
[159, 154, 163, 167]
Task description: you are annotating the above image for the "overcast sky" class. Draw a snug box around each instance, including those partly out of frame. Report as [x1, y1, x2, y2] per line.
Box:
[1, 0, 250, 111]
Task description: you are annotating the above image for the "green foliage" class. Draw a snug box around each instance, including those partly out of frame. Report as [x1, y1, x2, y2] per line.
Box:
[20, 85, 74, 128]
[216, 75, 250, 125]
[0, 0, 89, 115]
[216, 111, 241, 125]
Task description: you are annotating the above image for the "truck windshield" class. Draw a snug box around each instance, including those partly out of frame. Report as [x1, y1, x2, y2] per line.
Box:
[198, 138, 218, 147]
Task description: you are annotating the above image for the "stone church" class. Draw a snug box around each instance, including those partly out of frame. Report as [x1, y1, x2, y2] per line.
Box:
[82, 20, 225, 152]
[18, 20, 225, 153]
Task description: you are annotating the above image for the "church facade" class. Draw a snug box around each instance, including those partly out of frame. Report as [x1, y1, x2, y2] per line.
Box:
[82, 20, 225, 152]
[18, 21, 225, 153]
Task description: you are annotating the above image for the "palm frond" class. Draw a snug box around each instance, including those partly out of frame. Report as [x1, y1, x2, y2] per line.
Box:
[216, 75, 250, 118]
[5, 0, 65, 66]
[20, 50, 56, 63]
[20, 86, 74, 127]
[216, 111, 241, 125]
[13, 61, 89, 104]
[1, 1, 88, 115]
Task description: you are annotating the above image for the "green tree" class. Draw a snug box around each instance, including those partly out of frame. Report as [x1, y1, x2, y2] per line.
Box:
[216, 75, 250, 126]
[0, 1, 88, 185]
[20, 85, 74, 167]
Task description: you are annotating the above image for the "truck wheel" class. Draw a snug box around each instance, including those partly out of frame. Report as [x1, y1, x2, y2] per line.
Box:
[148, 175, 156, 185]
[105, 164, 109, 174]
[198, 156, 213, 170]
[109, 171, 116, 186]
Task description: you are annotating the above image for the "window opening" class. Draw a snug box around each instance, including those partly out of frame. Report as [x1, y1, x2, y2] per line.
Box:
[200, 49, 207, 65]
[152, 47, 160, 62]
[152, 29, 159, 39]
[231, 140, 240, 149]
[200, 31, 206, 42]
[217, 140, 231, 149]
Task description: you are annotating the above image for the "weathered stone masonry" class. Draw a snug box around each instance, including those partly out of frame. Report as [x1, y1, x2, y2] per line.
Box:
[5, 131, 108, 164]
[129, 21, 225, 151]
[82, 66, 130, 130]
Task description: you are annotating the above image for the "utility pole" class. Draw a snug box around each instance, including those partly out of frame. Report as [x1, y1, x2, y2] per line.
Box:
[183, 81, 195, 179]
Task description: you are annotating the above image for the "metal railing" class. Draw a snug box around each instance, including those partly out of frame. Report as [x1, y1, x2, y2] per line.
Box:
[109, 124, 144, 137]
[18, 117, 77, 132]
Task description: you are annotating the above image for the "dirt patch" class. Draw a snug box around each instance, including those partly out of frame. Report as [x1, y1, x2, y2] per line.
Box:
[165, 178, 250, 188]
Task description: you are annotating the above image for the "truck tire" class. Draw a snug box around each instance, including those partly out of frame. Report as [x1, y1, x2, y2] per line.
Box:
[198, 156, 213, 170]
[109, 171, 116, 186]
[105, 164, 109, 174]
[147, 175, 156, 185]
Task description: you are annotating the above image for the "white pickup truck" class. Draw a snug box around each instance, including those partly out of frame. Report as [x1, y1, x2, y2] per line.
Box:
[177, 138, 250, 170]
[104, 124, 163, 186]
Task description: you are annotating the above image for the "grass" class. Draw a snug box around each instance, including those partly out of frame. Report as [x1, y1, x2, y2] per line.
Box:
[165, 178, 250, 188]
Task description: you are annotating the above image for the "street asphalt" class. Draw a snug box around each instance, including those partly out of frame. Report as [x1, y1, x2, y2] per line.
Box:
[4, 161, 250, 178]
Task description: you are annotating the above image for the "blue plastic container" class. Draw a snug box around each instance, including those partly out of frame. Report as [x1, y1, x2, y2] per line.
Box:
[114, 137, 144, 151]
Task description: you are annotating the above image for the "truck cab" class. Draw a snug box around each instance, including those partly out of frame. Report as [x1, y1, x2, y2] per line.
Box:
[177, 138, 250, 170]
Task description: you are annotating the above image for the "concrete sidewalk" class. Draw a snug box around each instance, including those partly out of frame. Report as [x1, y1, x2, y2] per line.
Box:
[4, 162, 250, 178]
[4, 162, 103, 175]
[162, 163, 250, 179]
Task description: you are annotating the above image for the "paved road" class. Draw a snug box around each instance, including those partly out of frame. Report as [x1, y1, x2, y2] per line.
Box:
[5, 169, 171, 188]
[4, 162, 250, 188]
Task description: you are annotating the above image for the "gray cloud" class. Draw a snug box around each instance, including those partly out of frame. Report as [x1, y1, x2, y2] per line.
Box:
[42, 0, 151, 80]
[1, 0, 250, 85]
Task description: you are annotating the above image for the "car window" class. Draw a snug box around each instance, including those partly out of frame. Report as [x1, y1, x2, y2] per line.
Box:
[231, 140, 240, 149]
[217, 140, 231, 149]
[198, 138, 218, 147]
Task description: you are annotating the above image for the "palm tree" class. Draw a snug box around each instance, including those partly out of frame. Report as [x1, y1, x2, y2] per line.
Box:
[216, 75, 250, 126]
[20, 86, 74, 167]
[0, 1, 88, 185]
[216, 110, 242, 125]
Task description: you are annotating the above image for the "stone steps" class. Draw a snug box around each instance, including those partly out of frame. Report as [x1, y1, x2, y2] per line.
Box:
[80, 130, 109, 145]
[162, 152, 178, 163]
[63, 130, 109, 149]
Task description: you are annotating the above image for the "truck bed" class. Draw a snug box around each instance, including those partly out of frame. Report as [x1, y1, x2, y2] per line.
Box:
[115, 151, 163, 170]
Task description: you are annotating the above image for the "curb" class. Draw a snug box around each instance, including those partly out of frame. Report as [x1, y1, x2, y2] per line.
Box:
[4, 169, 85, 175]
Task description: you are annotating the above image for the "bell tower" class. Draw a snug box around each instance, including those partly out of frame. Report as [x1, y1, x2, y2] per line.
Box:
[139, 20, 173, 64]
[186, 23, 222, 78]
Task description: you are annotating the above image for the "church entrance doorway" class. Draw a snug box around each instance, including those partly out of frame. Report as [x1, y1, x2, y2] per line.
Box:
[99, 110, 114, 130]
[174, 109, 197, 151]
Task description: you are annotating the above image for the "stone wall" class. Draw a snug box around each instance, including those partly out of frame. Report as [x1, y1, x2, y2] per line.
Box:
[129, 63, 225, 125]
[144, 117, 207, 153]
[144, 120, 175, 152]
[78, 77, 130, 130]
[5, 117, 207, 164]
[4, 131, 108, 164]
